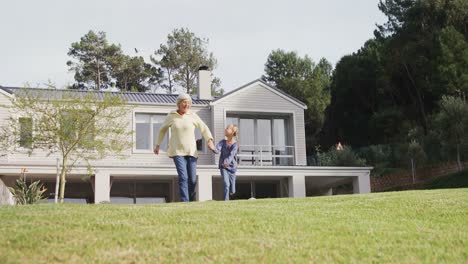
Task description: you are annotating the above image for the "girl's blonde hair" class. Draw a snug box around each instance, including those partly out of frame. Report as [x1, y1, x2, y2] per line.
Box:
[227, 124, 239, 143]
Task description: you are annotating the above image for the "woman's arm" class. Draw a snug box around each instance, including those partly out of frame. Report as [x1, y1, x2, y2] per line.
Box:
[154, 113, 172, 155]
[193, 113, 213, 142]
[193, 113, 215, 151]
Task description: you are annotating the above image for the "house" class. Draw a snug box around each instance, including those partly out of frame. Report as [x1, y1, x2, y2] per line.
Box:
[0, 68, 372, 204]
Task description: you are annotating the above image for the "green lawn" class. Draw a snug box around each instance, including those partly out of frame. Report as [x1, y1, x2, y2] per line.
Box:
[1, 189, 467, 263]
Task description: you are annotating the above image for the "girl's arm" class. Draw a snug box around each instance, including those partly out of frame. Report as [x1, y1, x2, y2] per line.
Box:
[223, 143, 238, 165]
[215, 140, 223, 152]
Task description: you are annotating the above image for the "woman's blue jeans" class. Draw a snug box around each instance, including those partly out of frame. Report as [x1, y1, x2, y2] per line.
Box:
[220, 168, 236, 201]
[173, 156, 198, 202]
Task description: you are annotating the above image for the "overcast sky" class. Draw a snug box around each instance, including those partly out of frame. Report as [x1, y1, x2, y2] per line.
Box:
[0, 0, 386, 92]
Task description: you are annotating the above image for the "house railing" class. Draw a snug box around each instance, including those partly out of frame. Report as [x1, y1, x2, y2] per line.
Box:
[237, 145, 295, 166]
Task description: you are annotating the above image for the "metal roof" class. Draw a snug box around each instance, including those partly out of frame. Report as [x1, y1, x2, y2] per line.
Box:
[0, 79, 307, 108]
[0, 87, 211, 105]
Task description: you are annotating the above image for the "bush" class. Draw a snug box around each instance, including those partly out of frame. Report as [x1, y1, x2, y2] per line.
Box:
[356, 144, 397, 176]
[9, 178, 47, 205]
[317, 146, 366, 166]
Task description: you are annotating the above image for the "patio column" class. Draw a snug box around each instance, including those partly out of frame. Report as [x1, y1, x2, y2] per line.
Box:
[94, 170, 110, 203]
[197, 172, 213, 201]
[288, 175, 306, 198]
[353, 174, 371, 194]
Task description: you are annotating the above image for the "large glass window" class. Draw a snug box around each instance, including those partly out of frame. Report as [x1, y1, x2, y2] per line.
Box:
[226, 114, 292, 165]
[239, 119, 255, 147]
[256, 119, 272, 146]
[195, 129, 205, 152]
[135, 113, 168, 151]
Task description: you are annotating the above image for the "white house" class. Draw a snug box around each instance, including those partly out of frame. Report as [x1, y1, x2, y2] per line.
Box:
[0, 68, 372, 204]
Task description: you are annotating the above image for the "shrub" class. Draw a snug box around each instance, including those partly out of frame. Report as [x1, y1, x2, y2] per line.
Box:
[9, 178, 47, 205]
[317, 146, 366, 166]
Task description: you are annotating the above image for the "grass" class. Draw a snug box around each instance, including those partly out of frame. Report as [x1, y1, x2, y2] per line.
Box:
[0, 189, 467, 263]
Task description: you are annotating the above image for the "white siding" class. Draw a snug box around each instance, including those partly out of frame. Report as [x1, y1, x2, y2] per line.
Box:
[212, 82, 307, 165]
[0, 81, 308, 168]
[0, 93, 12, 163]
[0, 92, 11, 124]
[2, 102, 214, 166]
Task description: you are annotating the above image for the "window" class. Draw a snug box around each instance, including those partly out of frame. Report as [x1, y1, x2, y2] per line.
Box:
[257, 119, 272, 146]
[19, 117, 32, 148]
[135, 113, 168, 151]
[226, 117, 239, 127]
[227, 114, 292, 165]
[273, 119, 286, 151]
[195, 129, 205, 152]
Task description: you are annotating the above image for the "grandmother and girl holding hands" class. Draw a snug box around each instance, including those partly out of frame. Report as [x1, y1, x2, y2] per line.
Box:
[153, 94, 238, 202]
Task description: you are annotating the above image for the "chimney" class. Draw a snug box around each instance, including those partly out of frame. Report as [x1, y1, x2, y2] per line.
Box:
[197, 66, 212, 100]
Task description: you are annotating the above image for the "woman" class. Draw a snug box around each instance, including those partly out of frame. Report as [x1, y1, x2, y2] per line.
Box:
[154, 93, 215, 202]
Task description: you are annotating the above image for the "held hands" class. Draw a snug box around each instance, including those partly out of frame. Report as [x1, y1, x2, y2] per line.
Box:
[153, 145, 160, 155]
[223, 162, 228, 168]
[207, 139, 217, 153]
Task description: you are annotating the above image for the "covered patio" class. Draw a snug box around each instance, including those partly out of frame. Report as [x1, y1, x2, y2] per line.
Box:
[0, 162, 372, 204]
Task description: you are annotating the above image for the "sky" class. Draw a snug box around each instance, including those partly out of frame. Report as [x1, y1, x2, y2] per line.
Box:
[0, 0, 387, 92]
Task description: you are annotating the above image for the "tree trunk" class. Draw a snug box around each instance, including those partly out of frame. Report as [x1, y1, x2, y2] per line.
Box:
[59, 158, 67, 204]
[186, 69, 190, 94]
[411, 158, 416, 184]
[96, 59, 101, 90]
[456, 144, 462, 172]
[402, 62, 427, 134]
[167, 69, 173, 94]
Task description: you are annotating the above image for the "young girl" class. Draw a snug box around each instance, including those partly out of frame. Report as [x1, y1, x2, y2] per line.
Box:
[214, 124, 239, 201]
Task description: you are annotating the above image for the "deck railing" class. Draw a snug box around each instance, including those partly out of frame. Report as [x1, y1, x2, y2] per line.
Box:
[237, 145, 295, 166]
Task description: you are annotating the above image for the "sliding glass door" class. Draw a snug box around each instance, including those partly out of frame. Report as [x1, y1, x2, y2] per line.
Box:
[226, 115, 293, 165]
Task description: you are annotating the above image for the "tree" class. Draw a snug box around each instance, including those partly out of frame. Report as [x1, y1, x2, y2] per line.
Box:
[263, 50, 331, 153]
[320, 0, 467, 155]
[210, 77, 224, 96]
[0, 88, 132, 203]
[321, 39, 392, 148]
[113, 54, 162, 92]
[151, 42, 178, 93]
[437, 26, 468, 100]
[152, 28, 222, 95]
[375, 0, 468, 133]
[434, 95, 468, 171]
[67, 30, 123, 90]
[407, 140, 426, 183]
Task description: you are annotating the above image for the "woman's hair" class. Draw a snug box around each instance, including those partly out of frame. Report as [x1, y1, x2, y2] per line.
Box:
[176, 93, 192, 107]
[227, 124, 239, 143]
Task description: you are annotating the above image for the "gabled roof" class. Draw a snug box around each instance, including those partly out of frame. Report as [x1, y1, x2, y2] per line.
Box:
[0, 86, 13, 98]
[1, 79, 307, 109]
[0, 87, 211, 105]
[211, 79, 307, 109]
